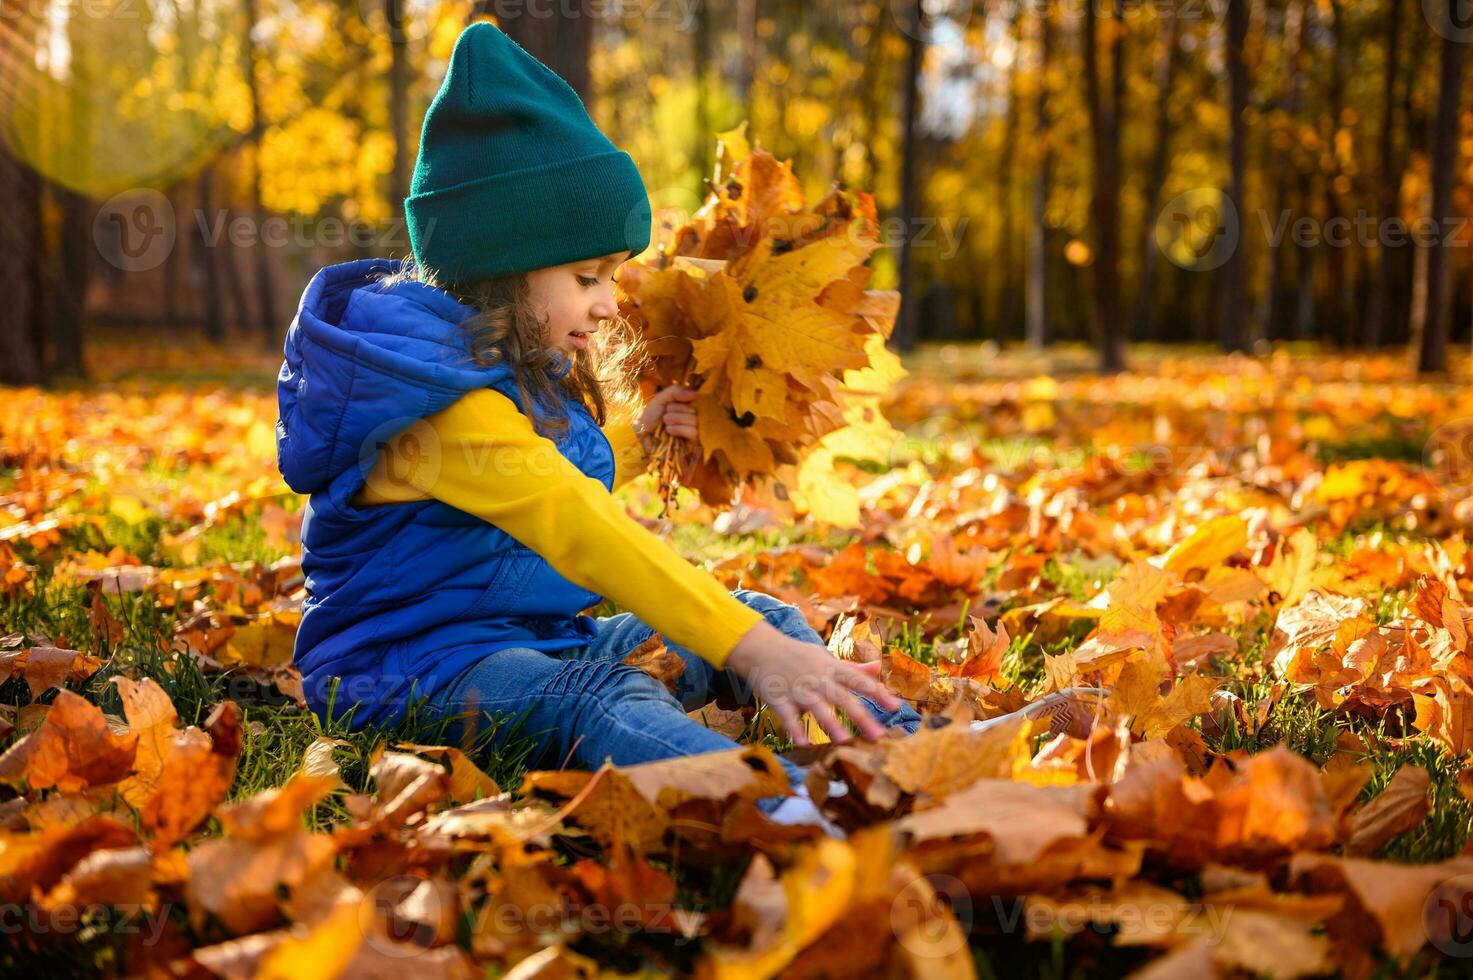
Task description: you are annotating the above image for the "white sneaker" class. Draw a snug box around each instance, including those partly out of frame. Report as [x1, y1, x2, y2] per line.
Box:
[762, 783, 847, 838]
[970, 687, 1110, 736]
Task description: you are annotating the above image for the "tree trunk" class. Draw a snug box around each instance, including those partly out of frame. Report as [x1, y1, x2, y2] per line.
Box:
[1026, 4, 1054, 349]
[1291, 0, 1317, 342]
[0, 150, 46, 385]
[1085, 0, 1126, 371]
[693, 0, 712, 182]
[241, 0, 280, 342]
[1410, 0, 1465, 374]
[891, 0, 926, 354]
[1366, 0, 1404, 349]
[45, 3, 91, 380]
[387, 0, 411, 214]
[484, 0, 593, 103]
[0, 3, 47, 384]
[161, 186, 183, 329]
[1220, 0, 1249, 352]
[47, 186, 88, 379]
[1257, 1, 1302, 342]
[736, 0, 758, 103]
[997, 4, 1025, 337]
[223, 247, 254, 336]
[195, 168, 227, 343]
[1322, 0, 1352, 345]
[1133, 2, 1178, 343]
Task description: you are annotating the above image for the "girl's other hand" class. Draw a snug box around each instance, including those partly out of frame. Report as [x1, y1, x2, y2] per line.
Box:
[635, 385, 698, 454]
[724, 622, 905, 747]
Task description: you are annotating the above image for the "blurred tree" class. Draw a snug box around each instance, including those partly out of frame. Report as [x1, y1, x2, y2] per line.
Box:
[1322, 0, 1351, 346]
[169, 0, 225, 343]
[477, 0, 592, 103]
[1085, 0, 1127, 371]
[1258, 0, 1293, 343]
[1291, 0, 1317, 343]
[1026, 3, 1055, 349]
[1132, 1, 1178, 344]
[53, 0, 91, 380]
[0, 149, 45, 385]
[1220, 0, 1248, 352]
[0, 6, 45, 387]
[1367, 0, 1405, 349]
[4, 0, 1467, 366]
[388, 0, 412, 209]
[1410, 0, 1463, 374]
[241, 0, 280, 340]
[891, 0, 926, 354]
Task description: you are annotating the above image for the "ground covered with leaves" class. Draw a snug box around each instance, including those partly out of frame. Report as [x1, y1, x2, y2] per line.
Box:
[3, 342, 1473, 978]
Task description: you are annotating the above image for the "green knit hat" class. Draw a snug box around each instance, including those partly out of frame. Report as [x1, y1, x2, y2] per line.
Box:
[404, 22, 652, 284]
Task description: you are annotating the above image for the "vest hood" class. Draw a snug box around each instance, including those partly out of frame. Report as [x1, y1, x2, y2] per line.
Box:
[275, 257, 514, 496]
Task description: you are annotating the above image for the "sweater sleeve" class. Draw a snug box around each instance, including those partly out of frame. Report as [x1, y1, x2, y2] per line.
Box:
[601, 410, 653, 491]
[357, 388, 763, 668]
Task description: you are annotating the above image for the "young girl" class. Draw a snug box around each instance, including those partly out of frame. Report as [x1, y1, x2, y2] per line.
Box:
[275, 22, 921, 825]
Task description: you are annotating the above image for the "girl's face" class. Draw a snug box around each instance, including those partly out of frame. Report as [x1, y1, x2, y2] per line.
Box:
[525, 250, 631, 356]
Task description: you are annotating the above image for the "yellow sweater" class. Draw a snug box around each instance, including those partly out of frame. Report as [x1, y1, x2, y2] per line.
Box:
[351, 388, 763, 667]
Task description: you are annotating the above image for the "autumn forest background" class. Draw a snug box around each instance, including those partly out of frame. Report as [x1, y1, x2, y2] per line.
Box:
[6, 1, 1473, 977]
[6, 0, 1473, 375]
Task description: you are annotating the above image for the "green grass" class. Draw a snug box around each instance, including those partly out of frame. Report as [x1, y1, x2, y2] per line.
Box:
[7, 408, 1473, 977]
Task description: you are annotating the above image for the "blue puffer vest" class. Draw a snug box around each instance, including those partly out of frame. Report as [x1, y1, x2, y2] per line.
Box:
[275, 258, 616, 728]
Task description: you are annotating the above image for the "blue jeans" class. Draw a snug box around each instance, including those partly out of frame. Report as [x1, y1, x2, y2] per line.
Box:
[424, 588, 922, 797]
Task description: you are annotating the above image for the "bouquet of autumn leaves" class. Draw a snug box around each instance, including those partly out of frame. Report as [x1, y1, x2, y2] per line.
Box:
[616, 125, 904, 527]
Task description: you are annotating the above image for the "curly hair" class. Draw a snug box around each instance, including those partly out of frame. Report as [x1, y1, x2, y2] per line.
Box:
[375, 259, 648, 442]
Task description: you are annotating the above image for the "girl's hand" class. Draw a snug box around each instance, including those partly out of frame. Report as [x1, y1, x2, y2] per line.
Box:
[724, 621, 905, 747]
[635, 385, 698, 455]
